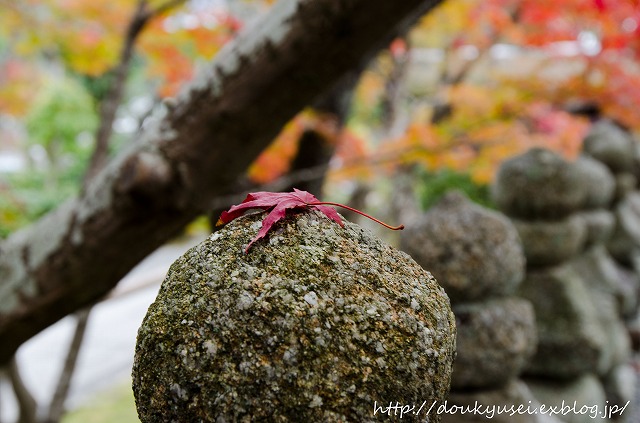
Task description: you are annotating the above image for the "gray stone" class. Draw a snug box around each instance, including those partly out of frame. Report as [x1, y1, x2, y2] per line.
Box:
[612, 260, 640, 319]
[492, 148, 587, 219]
[571, 248, 632, 375]
[401, 192, 525, 303]
[526, 374, 608, 423]
[443, 380, 565, 423]
[513, 216, 586, 267]
[602, 364, 636, 411]
[574, 155, 615, 209]
[607, 192, 640, 264]
[518, 265, 608, 379]
[624, 307, 640, 351]
[571, 246, 624, 302]
[614, 173, 637, 202]
[583, 120, 635, 173]
[451, 298, 537, 390]
[575, 210, 615, 247]
[132, 210, 456, 423]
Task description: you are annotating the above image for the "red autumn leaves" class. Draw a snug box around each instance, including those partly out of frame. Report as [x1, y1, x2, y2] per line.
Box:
[217, 189, 403, 253]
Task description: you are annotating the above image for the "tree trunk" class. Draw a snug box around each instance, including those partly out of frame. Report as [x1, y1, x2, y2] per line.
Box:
[0, 0, 445, 364]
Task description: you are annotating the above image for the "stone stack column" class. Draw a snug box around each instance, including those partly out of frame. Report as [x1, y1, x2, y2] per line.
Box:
[401, 191, 544, 423]
[132, 210, 456, 423]
[493, 147, 633, 423]
[580, 120, 640, 414]
[582, 120, 640, 340]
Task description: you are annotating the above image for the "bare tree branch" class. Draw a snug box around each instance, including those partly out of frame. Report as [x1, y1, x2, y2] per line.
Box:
[0, 0, 445, 364]
[45, 308, 92, 423]
[83, 0, 187, 186]
[7, 356, 37, 423]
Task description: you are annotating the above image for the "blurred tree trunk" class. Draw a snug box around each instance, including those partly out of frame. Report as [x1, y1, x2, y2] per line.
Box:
[285, 71, 360, 197]
[0, 0, 445, 364]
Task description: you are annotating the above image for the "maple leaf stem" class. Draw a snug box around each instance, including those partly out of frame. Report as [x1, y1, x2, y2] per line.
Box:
[308, 202, 404, 230]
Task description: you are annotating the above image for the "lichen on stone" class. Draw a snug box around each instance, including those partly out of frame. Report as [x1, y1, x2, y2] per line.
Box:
[132, 210, 456, 422]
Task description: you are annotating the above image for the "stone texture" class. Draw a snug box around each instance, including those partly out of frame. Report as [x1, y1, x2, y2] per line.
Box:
[491, 148, 587, 219]
[570, 246, 623, 302]
[518, 265, 607, 379]
[132, 210, 456, 423]
[512, 216, 586, 267]
[614, 173, 637, 202]
[442, 380, 564, 423]
[573, 155, 615, 209]
[401, 192, 525, 303]
[602, 364, 636, 411]
[575, 210, 615, 247]
[451, 298, 537, 390]
[570, 248, 632, 376]
[582, 120, 635, 173]
[607, 192, 640, 264]
[526, 374, 607, 423]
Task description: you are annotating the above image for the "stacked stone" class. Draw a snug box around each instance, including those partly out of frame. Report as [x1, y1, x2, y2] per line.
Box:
[132, 210, 456, 423]
[492, 147, 633, 423]
[583, 120, 640, 344]
[401, 191, 547, 423]
[582, 121, 640, 415]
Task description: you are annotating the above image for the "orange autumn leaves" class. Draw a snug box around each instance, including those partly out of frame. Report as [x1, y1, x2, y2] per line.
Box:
[0, 0, 243, 112]
[4, 0, 638, 189]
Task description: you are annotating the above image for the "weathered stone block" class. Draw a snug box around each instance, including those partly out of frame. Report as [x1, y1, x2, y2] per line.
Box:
[132, 210, 456, 422]
[575, 210, 614, 247]
[602, 364, 636, 411]
[607, 192, 640, 264]
[573, 155, 615, 209]
[443, 380, 564, 423]
[518, 265, 607, 379]
[571, 252, 631, 374]
[451, 298, 537, 390]
[513, 216, 586, 267]
[491, 148, 587, 219]
[401, 192, 525, 303]
[583, 120, 635, 173]
[526, 374, 607, 423]
[614, 172, 637, 202]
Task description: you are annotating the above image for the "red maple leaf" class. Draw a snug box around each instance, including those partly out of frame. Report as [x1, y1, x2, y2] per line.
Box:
[217, 188, 403, 253]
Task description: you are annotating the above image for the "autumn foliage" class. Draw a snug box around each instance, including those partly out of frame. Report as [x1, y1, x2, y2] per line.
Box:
[3, 0, 640, 220]
[218, 188, 404, 253]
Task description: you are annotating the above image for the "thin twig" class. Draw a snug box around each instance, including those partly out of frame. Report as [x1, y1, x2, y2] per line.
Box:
[82, 0, 187, 187]
[7, 356, 37, 423]
[45, 308, 92, 423]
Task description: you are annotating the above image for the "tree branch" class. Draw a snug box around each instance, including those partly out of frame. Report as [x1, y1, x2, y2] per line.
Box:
[45, 308, 92, 423]
[7, 356, 38, 423]
[83, 0, 187, 186]
[0, 0, 445, 364]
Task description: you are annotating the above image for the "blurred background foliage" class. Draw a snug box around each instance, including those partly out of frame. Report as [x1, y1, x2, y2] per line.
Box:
[3, 0, 640, 420]
[2, 0, 640, 236]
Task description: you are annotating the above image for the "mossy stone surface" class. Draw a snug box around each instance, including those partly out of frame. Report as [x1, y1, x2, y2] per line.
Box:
[451, 297, 536, 390]
[401, 192, 525, 303]
[132, 210, 456, 422]
[518, 265, 607, 379]
[512, 215, 587, 267]
[492, 148, 587, 219]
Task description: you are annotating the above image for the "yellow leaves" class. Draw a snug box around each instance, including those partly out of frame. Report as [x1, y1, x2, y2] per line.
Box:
[411, 0, 476, 47]
[8, 0, 138, 75]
